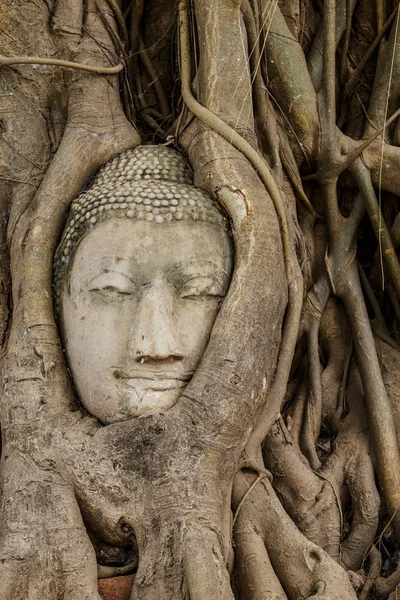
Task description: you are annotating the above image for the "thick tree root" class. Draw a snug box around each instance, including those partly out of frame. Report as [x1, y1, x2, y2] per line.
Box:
[263, 422, 341, 556]
[234, 529, 288, 599]
[131, 521, 234, 600]
[233, 471, 357, 600]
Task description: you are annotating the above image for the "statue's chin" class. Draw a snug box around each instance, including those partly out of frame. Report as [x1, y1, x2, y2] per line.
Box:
[86, 383, 186, 425]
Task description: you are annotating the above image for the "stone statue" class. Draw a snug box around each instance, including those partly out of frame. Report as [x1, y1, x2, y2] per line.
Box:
[54, 145, 233, 424]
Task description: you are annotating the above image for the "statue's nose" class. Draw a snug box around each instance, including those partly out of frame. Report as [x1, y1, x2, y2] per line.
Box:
[129, 284, 184, 362]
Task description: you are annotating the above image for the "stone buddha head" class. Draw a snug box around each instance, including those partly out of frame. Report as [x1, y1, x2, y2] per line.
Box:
[54, 146, 233, 424]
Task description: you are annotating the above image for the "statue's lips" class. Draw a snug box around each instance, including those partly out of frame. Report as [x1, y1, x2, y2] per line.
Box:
[113, 370, 192, 396]
[121, 377, 186, 391]
[114, 370, 190, 392]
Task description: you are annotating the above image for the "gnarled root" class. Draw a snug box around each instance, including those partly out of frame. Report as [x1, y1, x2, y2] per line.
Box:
[263, 362, 380, 573]
[233, 471, 357, 600]
[262, 422, 341, 559]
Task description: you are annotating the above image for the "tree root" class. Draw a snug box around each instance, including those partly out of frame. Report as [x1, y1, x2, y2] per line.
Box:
[234, 529, 288, 599]
[130, 520, 234, 600]
[0, 55, 123, 74]
[359, 546, 381, 600]
[263, 355, 381, 573]
[233, 470, 357, 600]
[373, 562, 400, 600]
[263, 421, 341, 557]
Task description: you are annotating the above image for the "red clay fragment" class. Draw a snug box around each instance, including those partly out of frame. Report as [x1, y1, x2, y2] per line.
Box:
[98, 575, 135, 600]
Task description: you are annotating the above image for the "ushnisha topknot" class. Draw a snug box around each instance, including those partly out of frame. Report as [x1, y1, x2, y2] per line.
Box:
[53, 145, 229, 302]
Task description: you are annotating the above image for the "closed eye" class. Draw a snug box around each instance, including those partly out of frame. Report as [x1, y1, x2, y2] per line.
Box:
[180, 276, 226, 299]
[88, 272, 135, 295]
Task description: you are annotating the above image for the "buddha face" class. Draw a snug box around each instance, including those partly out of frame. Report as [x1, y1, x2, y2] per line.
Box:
[60, 218, 232, 424]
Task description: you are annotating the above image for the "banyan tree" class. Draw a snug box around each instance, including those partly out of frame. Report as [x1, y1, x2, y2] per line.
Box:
[1, 1, 400, 599]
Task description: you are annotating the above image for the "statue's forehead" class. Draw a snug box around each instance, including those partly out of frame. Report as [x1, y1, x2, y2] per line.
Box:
[71, 219, 232, 276]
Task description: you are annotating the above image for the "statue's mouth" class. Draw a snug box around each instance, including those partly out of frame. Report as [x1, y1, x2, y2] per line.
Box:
[113, 369, 192, 384]
[120, 377, 187, 392]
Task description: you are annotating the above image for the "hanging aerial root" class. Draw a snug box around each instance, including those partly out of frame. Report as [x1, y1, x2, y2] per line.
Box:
[138, 33, 171, 119]
[344, 5, 398, 97]
[339, 0, 357, 86]
[279, 142, 320, 219]
[307, 0, 347, 92]
[350, 159, 400, 299]
[303, 315, 323, 470]
[0, 55, 123, 74]
[241, 0, 282, 177]
[104, 0, 130, 50]
[363, 7, 400, 141]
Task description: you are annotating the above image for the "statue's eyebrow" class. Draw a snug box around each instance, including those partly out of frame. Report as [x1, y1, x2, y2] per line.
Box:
[172, 260, 231, 282]
[83, 256, 142, 276]
[87, 256, 130, 266]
